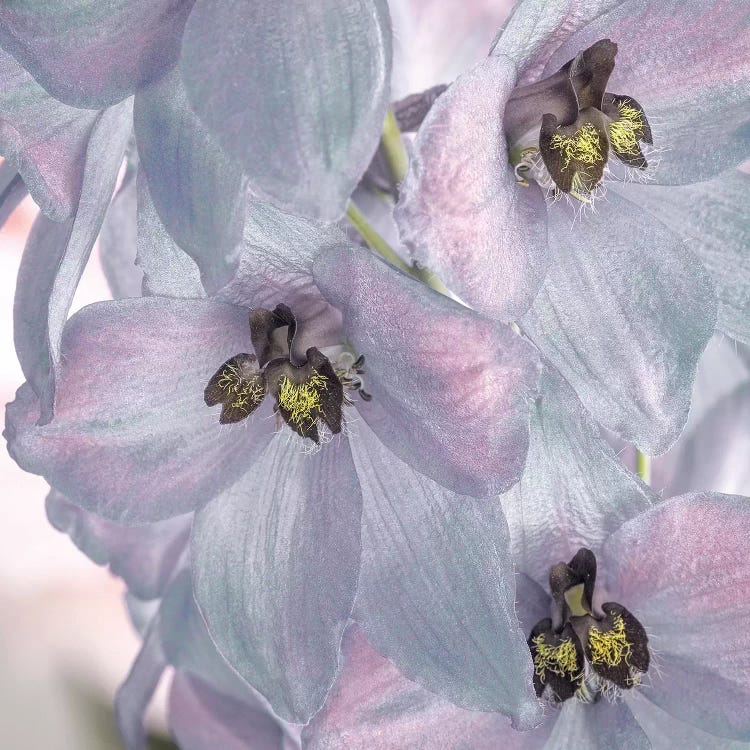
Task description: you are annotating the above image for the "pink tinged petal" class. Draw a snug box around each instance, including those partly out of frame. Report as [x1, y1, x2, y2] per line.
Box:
[0, 161, 27, 228]
[303, 625, 553, 750]
[349, 421, 542, 729]
[600, 493, 750, 740]
[501, 367, 654, 589]
[314, 245, 541, 498]
[395, 53, 550, 321]
[134, 66, 247, 293]
[546, 0, 750, 184]
[136, 173, 205, 299]
[115, 613, 168, 750]
[46, 489, 190, 599]
[0, 46, 99, 220]
[612, 171, 750, 346]
[6, 298, 274, 523]
[169, 673, 287, 750]
[191, 435, 362, 724]
[543, 699, 649, 750]
[0, 0, 194, 108]
[99, 165, 144, 300]
[180, 0, 392, 221]
[522, 192, 717, 455]
[13, 99, 133, 423]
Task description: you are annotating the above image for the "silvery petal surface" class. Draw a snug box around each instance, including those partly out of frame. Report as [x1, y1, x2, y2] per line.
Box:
[522, 192, 717, 455]
[0, 0, 194, 108]
[180, 0, 392, 220]
[350, 420, 541, 728]
[191, 435, 362, 724]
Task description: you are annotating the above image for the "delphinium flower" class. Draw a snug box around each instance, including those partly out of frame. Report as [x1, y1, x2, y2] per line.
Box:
[396, 0, 750, 456]
[5, 196, 544, 727]
[303, 369, 750, 748]
[46, 491, 298, 750]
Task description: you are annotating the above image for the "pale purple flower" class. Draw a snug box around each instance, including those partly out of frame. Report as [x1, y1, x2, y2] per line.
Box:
[396, 0, 750, 455]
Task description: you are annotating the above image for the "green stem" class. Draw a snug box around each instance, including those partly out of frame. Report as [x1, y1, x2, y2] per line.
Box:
[636, 449, 651, 484]
[380, 108, 409, 186]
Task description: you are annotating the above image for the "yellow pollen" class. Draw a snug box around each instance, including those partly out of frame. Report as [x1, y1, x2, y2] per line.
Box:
[217, 364, 265, 414]
[278, 370, 328, 427]
[532, 635, 581, 682]
[549, 123, 603, 172]
[588, 615, 632, 668]
[608, 101, 645, 156]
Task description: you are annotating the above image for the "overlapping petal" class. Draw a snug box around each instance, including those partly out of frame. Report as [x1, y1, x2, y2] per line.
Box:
[180, 0, 392, 220]
[501, 367, 654, 588]
[601, 493, 750, 740]
[6, 298, 272, 522]
[0, 161, 27, 228]
[0, 0, 194, 108]
[522, 192, 717, 454]
[350, 421, 541, 728]
[191, 435, 362, 724]
[314, 244, 540, 497]
[395, 53, 549, 321]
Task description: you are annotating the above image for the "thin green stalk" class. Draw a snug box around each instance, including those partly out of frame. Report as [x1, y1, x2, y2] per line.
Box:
[636, 449, 651, 484]
[380, 108, 409, 186]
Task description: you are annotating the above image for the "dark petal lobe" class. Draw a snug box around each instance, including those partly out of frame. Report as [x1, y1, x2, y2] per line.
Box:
[528, 621, 585, 702]
[204, 353, 267, 425]
[562, 38, 618, 111]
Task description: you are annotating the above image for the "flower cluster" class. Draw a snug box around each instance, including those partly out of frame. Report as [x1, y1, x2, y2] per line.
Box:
[1, 0, 749, 748]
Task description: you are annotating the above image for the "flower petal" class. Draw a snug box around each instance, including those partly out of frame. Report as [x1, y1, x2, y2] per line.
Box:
[395, 53, 549, 321]
[303, 625, 552, 750]
[0, 46, 99, 220]
[314, 244, 540, 497]
[521, 192, 717, 454]
[612, 171, 750, 345]
[0, 161, 27, 228]
[543, 699, 649, 750]
[12, 99, 132, 422]
[350, 421, 541, 728]
[134, 66, 246, 293]
[601, 493, 750, 740]
[45, 489, 190, 600]
[169, 673, 287, 750]
[545, 0, 750, 184]
[5, 297, 274, 522]
[191, 434, 362, 723]
[501, 367, 654, 589]
[0, 0, 193, 108]
[180, 0, 392, 220]
[99, 165, 143, 299]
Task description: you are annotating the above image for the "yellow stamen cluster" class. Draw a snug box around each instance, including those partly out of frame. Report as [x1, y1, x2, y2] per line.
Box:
[588, 615, 632, 667]
[549, 123, 603, 172]
[608, 101, 645, 156]
[278, 370, 328, 428]
[532, 635, 581, 682]
[218, 364, 265, 414]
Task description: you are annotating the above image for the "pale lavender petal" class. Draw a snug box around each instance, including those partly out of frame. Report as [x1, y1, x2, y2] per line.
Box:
[115, 614, 168, 750]
[546, 0, 750, 183]
[5, 298, 274, 522]
[45, 489, 190, 599]
[522, 192, 717, 455]
[0, 46, 98, 219]
[515, 573, 552, 636]
[303, 626, 553, 750]
[192, 435, 362, 723]
[0, 0, 194, 108]
[134, 66, 246, 293]
[0, 161, 27, 228]
[350, 421, 541, 728]
[13, 99, 132, 422]
[135, 173, 205, 299]
[543, 699, 649, 750]
[501, 367, 654, 589]
[601, 493, 750, 740]
[314, 244, 541, 497]
[170, 673, 287, 750]
[613, 171, 750, 344]
[395, 53, 549, 321]
[180, 0, 392, 220]
[99, 165, 143, 299]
